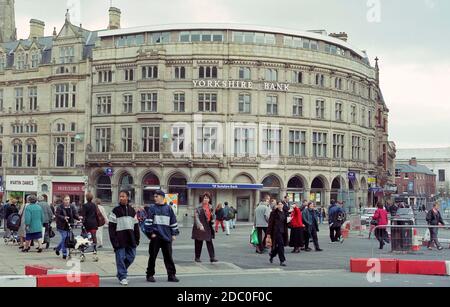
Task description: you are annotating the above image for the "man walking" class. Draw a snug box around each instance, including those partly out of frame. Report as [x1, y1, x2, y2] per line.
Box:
[328, 200, 345, 243]
[109, 190, 140, 286]
[254, 194, 271, 254]
[144, 190, 180, 283]
[223, 202, 231, 235]
[426, 202, 445, 251]
[37, 195, 54, 249]
[229, 205, 237, 229]
[302, 202, 322, 252]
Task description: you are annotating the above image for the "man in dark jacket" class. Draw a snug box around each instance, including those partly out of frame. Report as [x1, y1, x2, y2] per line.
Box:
[55, 195, 81, 259]
[302, 202, 322, 252]
[109, 190, 140, 286]
[426, 202, 445, 251]
[282, 195, 290, 218]
[328, 200, 345, 243]
[144, 190, 179, 283]
[80, 192, 99, 254]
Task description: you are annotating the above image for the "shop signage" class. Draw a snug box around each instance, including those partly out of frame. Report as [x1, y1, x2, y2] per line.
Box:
[193, 80, 290, 92]
[368, 176, 376, 184]
[53, 183, 85, 194]
[5, 176, 38, 191]
[187, 183, 263, 190]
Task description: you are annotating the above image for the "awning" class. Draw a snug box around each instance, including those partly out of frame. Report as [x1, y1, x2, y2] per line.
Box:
[187, 183, 263, 190]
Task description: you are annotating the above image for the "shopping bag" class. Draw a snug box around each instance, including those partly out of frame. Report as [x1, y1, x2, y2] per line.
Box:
[250, 227, 259, 246]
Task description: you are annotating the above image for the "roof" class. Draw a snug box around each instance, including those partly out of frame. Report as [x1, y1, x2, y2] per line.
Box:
[98, 22, 369, 59]
[396, 147, 450, 160]
[396, 164, 436, 176]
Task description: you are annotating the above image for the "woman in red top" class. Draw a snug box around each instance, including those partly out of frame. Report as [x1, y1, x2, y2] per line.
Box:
[372, 202, 390, 249]
[288, 203, 305, 253]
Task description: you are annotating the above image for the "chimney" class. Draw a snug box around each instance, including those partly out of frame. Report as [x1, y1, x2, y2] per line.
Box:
[108, 7, 121, 30]
[29, 19, 45, 39]
[409, 157, 418, 167]
[329, 32, 348, 42]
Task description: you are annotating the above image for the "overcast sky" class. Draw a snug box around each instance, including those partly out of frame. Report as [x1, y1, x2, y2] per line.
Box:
[13, 0, 450, 149]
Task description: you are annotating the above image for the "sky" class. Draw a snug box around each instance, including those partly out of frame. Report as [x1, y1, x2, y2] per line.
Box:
[12, 0, 450, 149]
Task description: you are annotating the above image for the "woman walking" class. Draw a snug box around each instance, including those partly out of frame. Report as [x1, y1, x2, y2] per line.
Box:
[80, 192, 99, 255]
[372, 202, 389, 249]
[18, 196, 31, 250]
[192, 192, 218, 263]
[23, 195, 44, 253]
[214, 203, 225, 233]
[266, 201, 288, 266]
[95, 198, 108, 248]
[288, 202, 304, 253]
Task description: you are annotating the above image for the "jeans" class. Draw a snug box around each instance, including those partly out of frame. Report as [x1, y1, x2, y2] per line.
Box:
[428, 228, 442, 249]
[56, 229, 69, 256]
[115, 247, 136, 281]
[224, 220, 231, 235]
[97, 226, 104, 246]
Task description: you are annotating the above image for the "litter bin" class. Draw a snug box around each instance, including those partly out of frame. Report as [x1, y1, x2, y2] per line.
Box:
[390, 218, 414, 252]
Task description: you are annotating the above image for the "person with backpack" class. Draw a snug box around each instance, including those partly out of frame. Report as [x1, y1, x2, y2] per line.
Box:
[95, 198, 108, 248]
[23, 195, 44, 253]
[55, 195, 81, 259]
[229, 205, 237, 229]
[214, 203, 226, 233]
[5, 199, 19, 239]
[223, 202, 231, 236]
[109, 190, 140, 286]
[143, 189, 180, 283]
[426, 202, 445, 251]
[328, 200, 346, 243]
[80, 192, 100, 256]
[37, 195, 54, 249]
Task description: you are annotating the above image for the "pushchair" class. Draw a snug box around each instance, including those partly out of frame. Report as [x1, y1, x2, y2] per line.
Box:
[66, 222, 98, 262]
[4, 230, 19, 245]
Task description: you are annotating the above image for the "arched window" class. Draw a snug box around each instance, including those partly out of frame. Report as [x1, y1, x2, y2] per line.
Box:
[168, 174, 188, 206]
[26, 139, 37, 167]
[56, 143, 65, 167]
[96, 175, 112, 203]
[12, 139, 23, 167]
[119, 173, 135, 202]
[142, 172, 160, 204]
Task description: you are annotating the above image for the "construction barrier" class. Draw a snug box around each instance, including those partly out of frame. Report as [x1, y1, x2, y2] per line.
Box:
[350, 258, 398, 274]
[36, 273, 100, 288]
[398, 260, 448, 276]
[25, 265, 55, 276]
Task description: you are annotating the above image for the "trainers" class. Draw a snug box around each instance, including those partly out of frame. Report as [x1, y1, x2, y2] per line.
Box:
[437, 246, 444, 251]
[54, 248, 60, 256]
[120, 279, 128, 286]
[146, 276, 156, 282]
[339, 237, 345, 243]
[168, 275, 179, 282]
[428, 247, 433, 250]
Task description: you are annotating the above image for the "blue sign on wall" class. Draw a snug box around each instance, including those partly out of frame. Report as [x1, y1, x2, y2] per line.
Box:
[105, 168, 114, 177]
[187, 183, 263, 190]
[348, 172, 356, 181]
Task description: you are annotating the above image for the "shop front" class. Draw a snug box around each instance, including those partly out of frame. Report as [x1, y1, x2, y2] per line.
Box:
[52, 182, 86, 207]
[5, 175, 38, 206]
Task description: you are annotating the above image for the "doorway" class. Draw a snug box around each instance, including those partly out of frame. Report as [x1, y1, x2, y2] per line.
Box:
[237, 197, 250, 221]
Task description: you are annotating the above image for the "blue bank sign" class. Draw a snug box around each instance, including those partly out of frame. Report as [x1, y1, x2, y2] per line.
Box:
[187, 183, 263, 190]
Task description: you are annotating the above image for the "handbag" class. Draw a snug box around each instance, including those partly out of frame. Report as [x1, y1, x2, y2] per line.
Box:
[250, 227, 260, 246]
[49, 226, 55, 238]
[370, 219, 378, 226]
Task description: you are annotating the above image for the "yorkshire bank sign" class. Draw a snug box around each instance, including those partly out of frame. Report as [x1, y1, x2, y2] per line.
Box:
[193, 80, 290, 92]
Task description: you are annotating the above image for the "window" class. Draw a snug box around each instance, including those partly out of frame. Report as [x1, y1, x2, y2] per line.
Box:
[335, 102, 343, 121]
[59, 46, 74, 64]
[351, 105, 357, 124]
[55, 84, 76, 108]
[141, 93, 158, 112]
[142, 126, 160, 152]
[0, 89, 3, 110]
[303, 39, 318, 50]
[289, 130, 306, 157]
[12, 124, 24, 134]
[179, 31, 223, 42]
[56, 123, 65, 132]
[28, 87, 38, 111]
[95, 128, 111, 153]
[293, 97, 303, 117]
[293, 71, 303, 83]
[232, 32, 274, 44]
[316, 99, 325, 119]
[239, 67, 251, 80]
[198, 93, 217, 112]
[238, 93, 251, 113]
[116, 34, 145, 47]
[124, 69, 134, 81]
[333, 134, 344, 159]
[121, 127, 133, 152]
[262, 128, 281, 156]
[395, 169, 401, 178]
[123, 94, 133, 113]
[266, 95, 278, 115]
[439, 170, 445, 182]
[25, 124, 37, 133]
[54, 136, 75, 167]
[12, 140, 23, 167]
[265, 69, 278, 81]
[71, 123, 76, 132]
[0, 54, 5, 72]
[16, 52, 25, 69]
[234, 127, 256, 156]
[0, 142, 2, 167]
[198, 66, 217, 79]
[368, 110, 373, 128]
[283, 36, 302, 48]
[404, 173, 409, 179]
[196, 126, 218, 154]
[98, 70, 113, 83]
[312, 132, 327, 158]
[151, 32, 170, 44]
[31, 52, 39, 68]
[15, 88, 24, 111]
[174, 93, 185, 112]
[361, 107, 366, 127]
[172, 127, 185, 153]
[26, 140, 37, 167]
[352, 136, 361, 160]
[142, 66, 158, 79]
[335, 78, 343, 90]
[368, 139, 373, 163]
[0, 125, 2, 134]
[315, 74, 325, 87]
[174, 66, 186, 79]
[96, 96, 112, 115]
[362, 137, 367, 161]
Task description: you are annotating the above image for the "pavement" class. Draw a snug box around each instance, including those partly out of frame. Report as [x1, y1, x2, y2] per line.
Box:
[1, 212, 450, 287]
